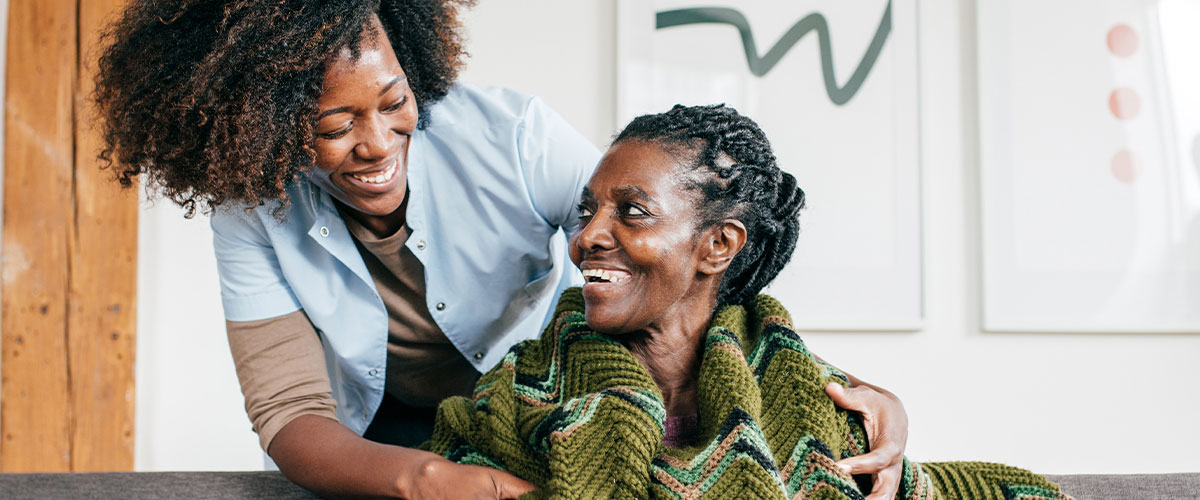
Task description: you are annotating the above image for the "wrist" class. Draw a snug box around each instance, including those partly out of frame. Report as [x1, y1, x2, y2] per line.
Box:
[394, 447, 447, 498]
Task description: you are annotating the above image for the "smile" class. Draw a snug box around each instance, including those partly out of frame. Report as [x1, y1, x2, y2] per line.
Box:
[350, 157, 399, 184]
[581, 268, 631, 284]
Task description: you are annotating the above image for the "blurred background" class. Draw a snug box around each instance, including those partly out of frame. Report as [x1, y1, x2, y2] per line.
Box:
[1, 0, 1197, 475]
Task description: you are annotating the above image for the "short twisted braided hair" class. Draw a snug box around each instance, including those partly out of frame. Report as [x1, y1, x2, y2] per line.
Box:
[614, 104, 806, 307]
[94, 0, 473, 217]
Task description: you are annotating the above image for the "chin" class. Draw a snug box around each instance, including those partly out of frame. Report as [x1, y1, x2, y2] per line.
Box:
[583, 309, 633, 336]
[350, 193, 406, 216]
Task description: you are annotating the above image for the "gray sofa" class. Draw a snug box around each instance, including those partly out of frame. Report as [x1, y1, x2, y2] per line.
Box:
[0, 471, 1196, 499]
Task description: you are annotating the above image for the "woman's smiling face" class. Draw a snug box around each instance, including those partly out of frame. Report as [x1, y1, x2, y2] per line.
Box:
[569, 140, 722, 335]
[309, 19, 418, 218]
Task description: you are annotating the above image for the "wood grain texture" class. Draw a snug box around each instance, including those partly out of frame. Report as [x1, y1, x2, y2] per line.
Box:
[2, 0, 138, 471]
[1, 0, 79, 472]
[69, 0, 136, 471]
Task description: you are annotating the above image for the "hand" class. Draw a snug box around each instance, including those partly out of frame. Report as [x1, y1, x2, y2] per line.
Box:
[826, 382, 908, 500]
[403, 452, 537, 500]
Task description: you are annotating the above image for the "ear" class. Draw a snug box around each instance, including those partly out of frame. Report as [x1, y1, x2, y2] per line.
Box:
[697, 219, 747, 276]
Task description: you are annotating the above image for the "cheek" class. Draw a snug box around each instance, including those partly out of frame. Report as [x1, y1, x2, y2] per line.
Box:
[402, 105, 419, 129]
[313, 140, 352, 172]
[568, 233, 583, 267]
[633, 232, 691, 269]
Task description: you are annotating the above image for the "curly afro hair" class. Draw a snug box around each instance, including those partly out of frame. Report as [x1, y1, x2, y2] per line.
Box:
[613, 104, 806, 307]
[94, 0, 474, 217]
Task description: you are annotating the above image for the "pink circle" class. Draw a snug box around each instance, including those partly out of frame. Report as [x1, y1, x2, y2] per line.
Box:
[1111, 150, 1140, 184]
[1107, 24, 1139, 57]
[1109, 88, 1141, 120]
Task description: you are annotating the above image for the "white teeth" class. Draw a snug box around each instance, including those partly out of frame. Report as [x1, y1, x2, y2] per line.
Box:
[581, 269, 629, 283]
[352, 159, 397, 184]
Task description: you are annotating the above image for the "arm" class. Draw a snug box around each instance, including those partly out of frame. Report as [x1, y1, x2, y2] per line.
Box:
[228, 312, 534, 500]
[815, 355, 908, 500]
[270, 415, 534, 499]
[215, 210, 533, 499]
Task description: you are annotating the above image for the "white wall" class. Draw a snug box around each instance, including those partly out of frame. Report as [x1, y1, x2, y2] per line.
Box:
[136, 198, 262, 470]
[133, 0, 1200, 473]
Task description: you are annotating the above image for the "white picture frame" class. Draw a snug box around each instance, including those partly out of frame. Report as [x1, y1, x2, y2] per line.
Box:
[615, 0, 923, 331]
[977, 0, 1200, 332]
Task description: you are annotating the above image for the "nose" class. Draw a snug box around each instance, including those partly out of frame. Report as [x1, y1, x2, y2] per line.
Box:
[574, 211, 616, 255]
[353, 114, 392, 160]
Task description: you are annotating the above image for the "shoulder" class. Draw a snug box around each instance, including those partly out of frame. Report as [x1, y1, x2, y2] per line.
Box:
[501, 287, 587, 359]
[210, 180, 318, 241]
[744, 295, 850, 384]
[536, 287, 585, 343]
[425, 83, 543, 130]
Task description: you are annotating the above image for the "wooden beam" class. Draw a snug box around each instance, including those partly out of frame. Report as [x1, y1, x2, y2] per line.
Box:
[69, 0, 136, 471]
[1, 0, 79, 472]
[2, 0, 137, 471]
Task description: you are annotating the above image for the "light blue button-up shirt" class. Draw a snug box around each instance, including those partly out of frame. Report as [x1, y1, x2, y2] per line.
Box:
[211, 84, 599, 435]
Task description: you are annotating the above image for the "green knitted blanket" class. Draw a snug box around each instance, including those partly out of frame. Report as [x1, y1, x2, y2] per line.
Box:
[428, 289, 1073, 500]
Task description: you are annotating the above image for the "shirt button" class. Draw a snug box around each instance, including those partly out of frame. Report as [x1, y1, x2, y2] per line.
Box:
[474, 352, 484, 360]
[368, 368, 379, 377]
[435, 302, 445, 311]
[417, 240, 426, 250]
[319, 226, 329, 237]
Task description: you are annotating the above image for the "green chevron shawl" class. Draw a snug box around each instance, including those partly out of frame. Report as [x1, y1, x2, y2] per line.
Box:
[428, 288, 1072, 500]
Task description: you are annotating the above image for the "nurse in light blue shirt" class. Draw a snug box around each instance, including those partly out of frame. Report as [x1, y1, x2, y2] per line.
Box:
[206, 18, 601, 495]
[197, 9, 594, 496]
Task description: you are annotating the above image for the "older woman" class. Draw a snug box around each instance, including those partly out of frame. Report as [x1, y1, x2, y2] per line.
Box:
[428, 104, 1074, 500]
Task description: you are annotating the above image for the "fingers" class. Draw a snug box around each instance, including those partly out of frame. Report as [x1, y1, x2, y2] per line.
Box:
[825, 382, 869, 413]
[826, 381, 908, 451]
[863, 462, 903, 500]
[836, 449, 893, 476]
[490, 469, 537, 499]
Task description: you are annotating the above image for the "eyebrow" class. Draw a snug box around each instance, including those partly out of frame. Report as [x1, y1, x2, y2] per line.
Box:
[612, 185, 652, 202]
[316, 106, 352, 121]
[315, 75, 407, 121]
[378, 75, 406, 97]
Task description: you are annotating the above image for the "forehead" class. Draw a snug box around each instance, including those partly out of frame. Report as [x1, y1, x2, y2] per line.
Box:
[320, 28, 403, 95]
[587, 140, 692, 201]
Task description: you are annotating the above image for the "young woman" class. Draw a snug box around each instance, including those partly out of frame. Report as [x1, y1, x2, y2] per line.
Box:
[95, 1, 909, 498]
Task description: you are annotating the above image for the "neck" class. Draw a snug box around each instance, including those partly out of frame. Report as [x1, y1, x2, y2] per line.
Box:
[336, 194, 408, 239]
[622, 291, 717, 417]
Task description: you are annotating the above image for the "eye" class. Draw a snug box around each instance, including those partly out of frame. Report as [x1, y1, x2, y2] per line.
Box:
[317, 125, 351, 140]
[383, 95, 408, 112]
[576, 203, 594, 221]
[619, 203, 650, 218]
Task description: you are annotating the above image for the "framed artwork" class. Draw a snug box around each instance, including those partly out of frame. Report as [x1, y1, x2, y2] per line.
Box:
[977, 0, 1200, 332]
[616, 0, 922, 330]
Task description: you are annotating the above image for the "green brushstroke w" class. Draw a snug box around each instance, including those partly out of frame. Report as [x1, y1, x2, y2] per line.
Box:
[656, 1, 893, 106]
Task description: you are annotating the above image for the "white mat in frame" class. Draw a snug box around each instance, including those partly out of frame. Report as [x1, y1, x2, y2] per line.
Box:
[977, 0, 1200, 332]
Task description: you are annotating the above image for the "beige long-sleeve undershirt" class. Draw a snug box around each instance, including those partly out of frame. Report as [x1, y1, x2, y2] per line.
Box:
[225, 215, 477, 451]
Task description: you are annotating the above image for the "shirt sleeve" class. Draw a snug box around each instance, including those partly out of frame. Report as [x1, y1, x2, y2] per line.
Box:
[211, 207, 303, 321]
[516, 96, 602, 234]
[226, 309, 340, 452]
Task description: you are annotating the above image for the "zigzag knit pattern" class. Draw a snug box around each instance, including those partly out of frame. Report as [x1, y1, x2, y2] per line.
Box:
[428, 288, 1074, 500]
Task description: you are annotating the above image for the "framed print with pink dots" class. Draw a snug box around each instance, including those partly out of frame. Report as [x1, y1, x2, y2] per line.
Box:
[978, 0, 1200, 332]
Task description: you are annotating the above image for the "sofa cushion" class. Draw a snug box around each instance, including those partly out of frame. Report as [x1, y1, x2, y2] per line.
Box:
[1047, 473, 1200, 500]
